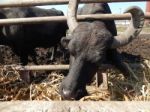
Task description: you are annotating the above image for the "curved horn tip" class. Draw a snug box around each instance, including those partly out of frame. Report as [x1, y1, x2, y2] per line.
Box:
[124, 6, 144, 28]
[111, 6, 145, 49]
[123, 6, 144, 14]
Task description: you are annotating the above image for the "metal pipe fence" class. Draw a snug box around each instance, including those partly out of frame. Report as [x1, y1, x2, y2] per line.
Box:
[0, 13, 149, 26]
[0, 0, 148, 71]
[0, 0, 149, 8]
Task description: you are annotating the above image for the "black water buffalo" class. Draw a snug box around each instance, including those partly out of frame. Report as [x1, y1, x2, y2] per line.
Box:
[0, 7, 68, 65]
[60, 1, 144, 100]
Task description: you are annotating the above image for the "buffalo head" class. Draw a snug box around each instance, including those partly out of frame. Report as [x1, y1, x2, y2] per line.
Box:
[60, 0, 144, 100]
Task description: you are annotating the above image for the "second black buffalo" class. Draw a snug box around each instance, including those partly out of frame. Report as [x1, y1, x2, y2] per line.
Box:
[0, 7, 68, 65]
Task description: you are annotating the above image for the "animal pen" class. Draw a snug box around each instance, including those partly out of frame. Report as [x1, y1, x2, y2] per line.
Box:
[0, 0, 150, 111]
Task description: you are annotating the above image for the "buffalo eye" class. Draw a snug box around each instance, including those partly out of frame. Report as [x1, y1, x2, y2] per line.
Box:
[61, 36, 71, 49]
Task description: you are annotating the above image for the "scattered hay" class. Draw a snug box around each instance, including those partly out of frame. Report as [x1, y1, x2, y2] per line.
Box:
[109, 59, 150, 101]
[0, 59, 150, 101]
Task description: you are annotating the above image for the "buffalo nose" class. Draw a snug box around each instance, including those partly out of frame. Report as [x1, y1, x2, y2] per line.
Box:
[62, 89, 73, 100]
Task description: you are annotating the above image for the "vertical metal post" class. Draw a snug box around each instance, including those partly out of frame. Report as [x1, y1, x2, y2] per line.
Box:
[145, 1, 150, 25]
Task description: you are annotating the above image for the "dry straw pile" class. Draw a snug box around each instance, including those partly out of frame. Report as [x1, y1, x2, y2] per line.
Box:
[0, 59, 149, 101]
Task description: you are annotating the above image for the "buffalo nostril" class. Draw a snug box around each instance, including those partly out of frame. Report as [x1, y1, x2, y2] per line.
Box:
[62, 88, 87, 100]
[62, 89, 73, 99]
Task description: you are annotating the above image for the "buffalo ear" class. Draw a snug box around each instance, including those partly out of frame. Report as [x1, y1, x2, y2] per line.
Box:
[61, 36, 71, 49]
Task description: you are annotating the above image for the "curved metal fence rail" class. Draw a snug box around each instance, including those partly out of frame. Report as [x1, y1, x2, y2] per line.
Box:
[0, 0, 149, 8]
[0, 13, 149, 25]
[2, 64, 69, 71]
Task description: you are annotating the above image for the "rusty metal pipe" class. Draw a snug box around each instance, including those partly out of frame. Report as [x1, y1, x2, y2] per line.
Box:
[0, 13, 149, 26]
[0, 0, 149, 8]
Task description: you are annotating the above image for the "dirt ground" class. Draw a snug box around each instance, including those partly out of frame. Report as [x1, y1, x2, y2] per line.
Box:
[0, 34, 149, 101]
[119, 34, 150, 61]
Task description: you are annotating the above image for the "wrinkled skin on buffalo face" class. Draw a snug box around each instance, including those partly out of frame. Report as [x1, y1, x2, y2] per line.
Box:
[60, 3, 143, 100]
[60, 3, 117, 100]
[60, 21, 114, 100]
[60, 22, 135, 99]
